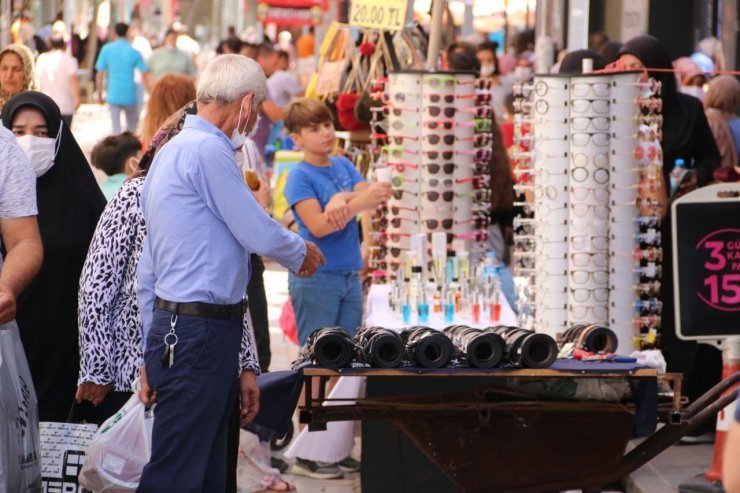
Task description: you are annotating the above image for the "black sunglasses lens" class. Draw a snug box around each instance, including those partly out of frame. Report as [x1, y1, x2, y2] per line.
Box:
[444, 108, 455, 118]
[444, 135, 454, 145]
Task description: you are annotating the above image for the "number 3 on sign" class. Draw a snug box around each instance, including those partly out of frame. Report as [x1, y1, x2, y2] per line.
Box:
[349, 0, 407, 31]
[704, 241, 726, 270]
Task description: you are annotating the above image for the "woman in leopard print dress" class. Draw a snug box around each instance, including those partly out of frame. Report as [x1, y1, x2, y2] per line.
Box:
[76, 101, 261, 424]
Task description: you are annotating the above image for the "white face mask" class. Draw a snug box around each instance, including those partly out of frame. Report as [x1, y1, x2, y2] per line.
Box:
[235, 148, 245, 169]
[680, 85, 705, 101]
[230, 95, 257, 150]
[16, 124, 62, 177]
[480, 64, 495, 77]
[514, 66, 533, 81]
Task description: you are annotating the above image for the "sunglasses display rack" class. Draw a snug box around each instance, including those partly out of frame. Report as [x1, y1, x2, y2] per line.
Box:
[369, 71, 495, 283]
[511, 72, 664, 351]
[510, 79, 537, 330]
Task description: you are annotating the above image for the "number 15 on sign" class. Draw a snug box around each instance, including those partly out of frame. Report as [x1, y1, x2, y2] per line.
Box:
[350, 0, 407, 31]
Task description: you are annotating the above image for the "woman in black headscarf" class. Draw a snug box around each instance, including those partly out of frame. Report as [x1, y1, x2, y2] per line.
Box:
[618, 35, 720, 187]
[618, 36, 721, 439]
[2, 91, 106, 422]
[558, 49, 606, 74]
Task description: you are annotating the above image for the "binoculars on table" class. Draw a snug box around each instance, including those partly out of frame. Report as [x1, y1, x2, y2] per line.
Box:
[444, 325, 505, 369]
[560, 324, 618, 353]
[297, 324, 562, 370]
[299, 327, 356, 369]
[355, 327, 405, 368]
[400, 326, 454, 369]
[487, 326, 558, 369]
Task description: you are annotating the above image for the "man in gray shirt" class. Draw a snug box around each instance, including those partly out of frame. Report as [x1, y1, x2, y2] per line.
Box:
[147, 29, 196, 81]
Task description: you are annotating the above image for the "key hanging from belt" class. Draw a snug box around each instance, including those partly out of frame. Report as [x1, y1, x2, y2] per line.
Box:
[161, 313, 179, 368]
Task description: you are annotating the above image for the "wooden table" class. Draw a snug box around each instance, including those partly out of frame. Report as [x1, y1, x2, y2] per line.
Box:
[297, 364, 737, 493]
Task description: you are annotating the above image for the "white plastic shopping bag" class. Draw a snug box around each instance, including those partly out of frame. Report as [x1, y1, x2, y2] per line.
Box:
[0, 321, 42, 493]
[78, 391, 153, 493]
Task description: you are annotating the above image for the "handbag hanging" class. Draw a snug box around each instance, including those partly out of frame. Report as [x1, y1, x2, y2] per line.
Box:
[354, 32, 396, 126]
[336, 33, 372, 131]
[314, 24, 354, 98]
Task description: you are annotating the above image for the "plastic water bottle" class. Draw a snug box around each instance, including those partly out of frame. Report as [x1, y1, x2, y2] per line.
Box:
[669, 158, 687, 197]
[483, 252, 500, 295]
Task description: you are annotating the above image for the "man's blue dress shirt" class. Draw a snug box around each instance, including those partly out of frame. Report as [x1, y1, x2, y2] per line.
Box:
[137, 114, 306, 347]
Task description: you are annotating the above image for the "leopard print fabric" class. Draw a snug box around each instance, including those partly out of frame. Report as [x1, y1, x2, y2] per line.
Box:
[78, 178, 260, 392]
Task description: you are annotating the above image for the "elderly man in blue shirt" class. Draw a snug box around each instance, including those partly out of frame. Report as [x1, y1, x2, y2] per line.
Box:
[135, 54, 324, 492]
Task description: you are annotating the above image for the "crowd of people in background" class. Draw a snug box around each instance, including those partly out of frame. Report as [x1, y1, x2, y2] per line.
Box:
[0, 9, 739, 492]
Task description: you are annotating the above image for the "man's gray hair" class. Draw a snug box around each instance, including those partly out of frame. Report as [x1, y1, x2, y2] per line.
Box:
[197, 55, 267, 105]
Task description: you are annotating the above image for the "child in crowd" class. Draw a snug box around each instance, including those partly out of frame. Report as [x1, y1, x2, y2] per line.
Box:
[284, 98, 391, 346]
[283, 98, 390, 478]
[90, 132, 142, 200]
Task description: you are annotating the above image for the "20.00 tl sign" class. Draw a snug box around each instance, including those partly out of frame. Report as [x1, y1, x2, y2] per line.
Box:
[349, 0, 406, 31]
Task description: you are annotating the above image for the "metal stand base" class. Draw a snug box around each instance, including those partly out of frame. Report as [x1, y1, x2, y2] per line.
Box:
[678, 475, 724, 493]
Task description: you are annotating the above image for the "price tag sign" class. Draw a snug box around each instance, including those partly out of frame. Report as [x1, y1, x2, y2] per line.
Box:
[673, 185, 740, 341]
[349, 0, 407, 31]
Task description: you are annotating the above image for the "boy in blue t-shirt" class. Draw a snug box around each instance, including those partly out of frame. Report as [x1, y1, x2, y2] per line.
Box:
[283, 98, 391, 346]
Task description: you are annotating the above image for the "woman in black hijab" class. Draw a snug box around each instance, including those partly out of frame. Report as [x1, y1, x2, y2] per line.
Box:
[2, 91, 106, 422]
[618, 36, 721, 439]
[618, 35, 720, 186]
[558, 49, 605, 74]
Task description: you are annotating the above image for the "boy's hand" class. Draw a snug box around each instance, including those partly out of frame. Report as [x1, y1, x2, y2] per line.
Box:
[362, 182, 392, 207]
[325, 195, 351, 230]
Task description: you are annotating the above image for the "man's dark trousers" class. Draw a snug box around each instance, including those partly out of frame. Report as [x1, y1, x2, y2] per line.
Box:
[137, 309, 241, 493]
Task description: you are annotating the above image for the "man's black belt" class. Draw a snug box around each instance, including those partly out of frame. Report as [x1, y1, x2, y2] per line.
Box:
[155, 297, 246, 320]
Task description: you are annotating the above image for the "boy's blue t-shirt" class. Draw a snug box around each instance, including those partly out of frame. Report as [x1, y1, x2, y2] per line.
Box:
[284, 156, 365, 271]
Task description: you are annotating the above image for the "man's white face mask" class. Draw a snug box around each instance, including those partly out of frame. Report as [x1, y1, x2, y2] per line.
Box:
[230, 95, 260, 150]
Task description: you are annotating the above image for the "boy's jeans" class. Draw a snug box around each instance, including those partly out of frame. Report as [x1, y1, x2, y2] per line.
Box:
[289, 270, 362, 346]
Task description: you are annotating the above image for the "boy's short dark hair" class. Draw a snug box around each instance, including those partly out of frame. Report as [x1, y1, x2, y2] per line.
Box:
[114, 22, 129, 38]
[91, 132, 142, 176]
[283, 98, 333, 134]
[277, 50, 290, 63]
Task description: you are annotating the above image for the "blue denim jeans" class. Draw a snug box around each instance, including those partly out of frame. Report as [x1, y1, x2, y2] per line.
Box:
[289, 270, 362, 346]
[137, 309, 240, 492]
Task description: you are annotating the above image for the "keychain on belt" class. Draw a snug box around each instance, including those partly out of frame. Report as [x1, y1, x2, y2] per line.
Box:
[161, 313, 179, 368]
